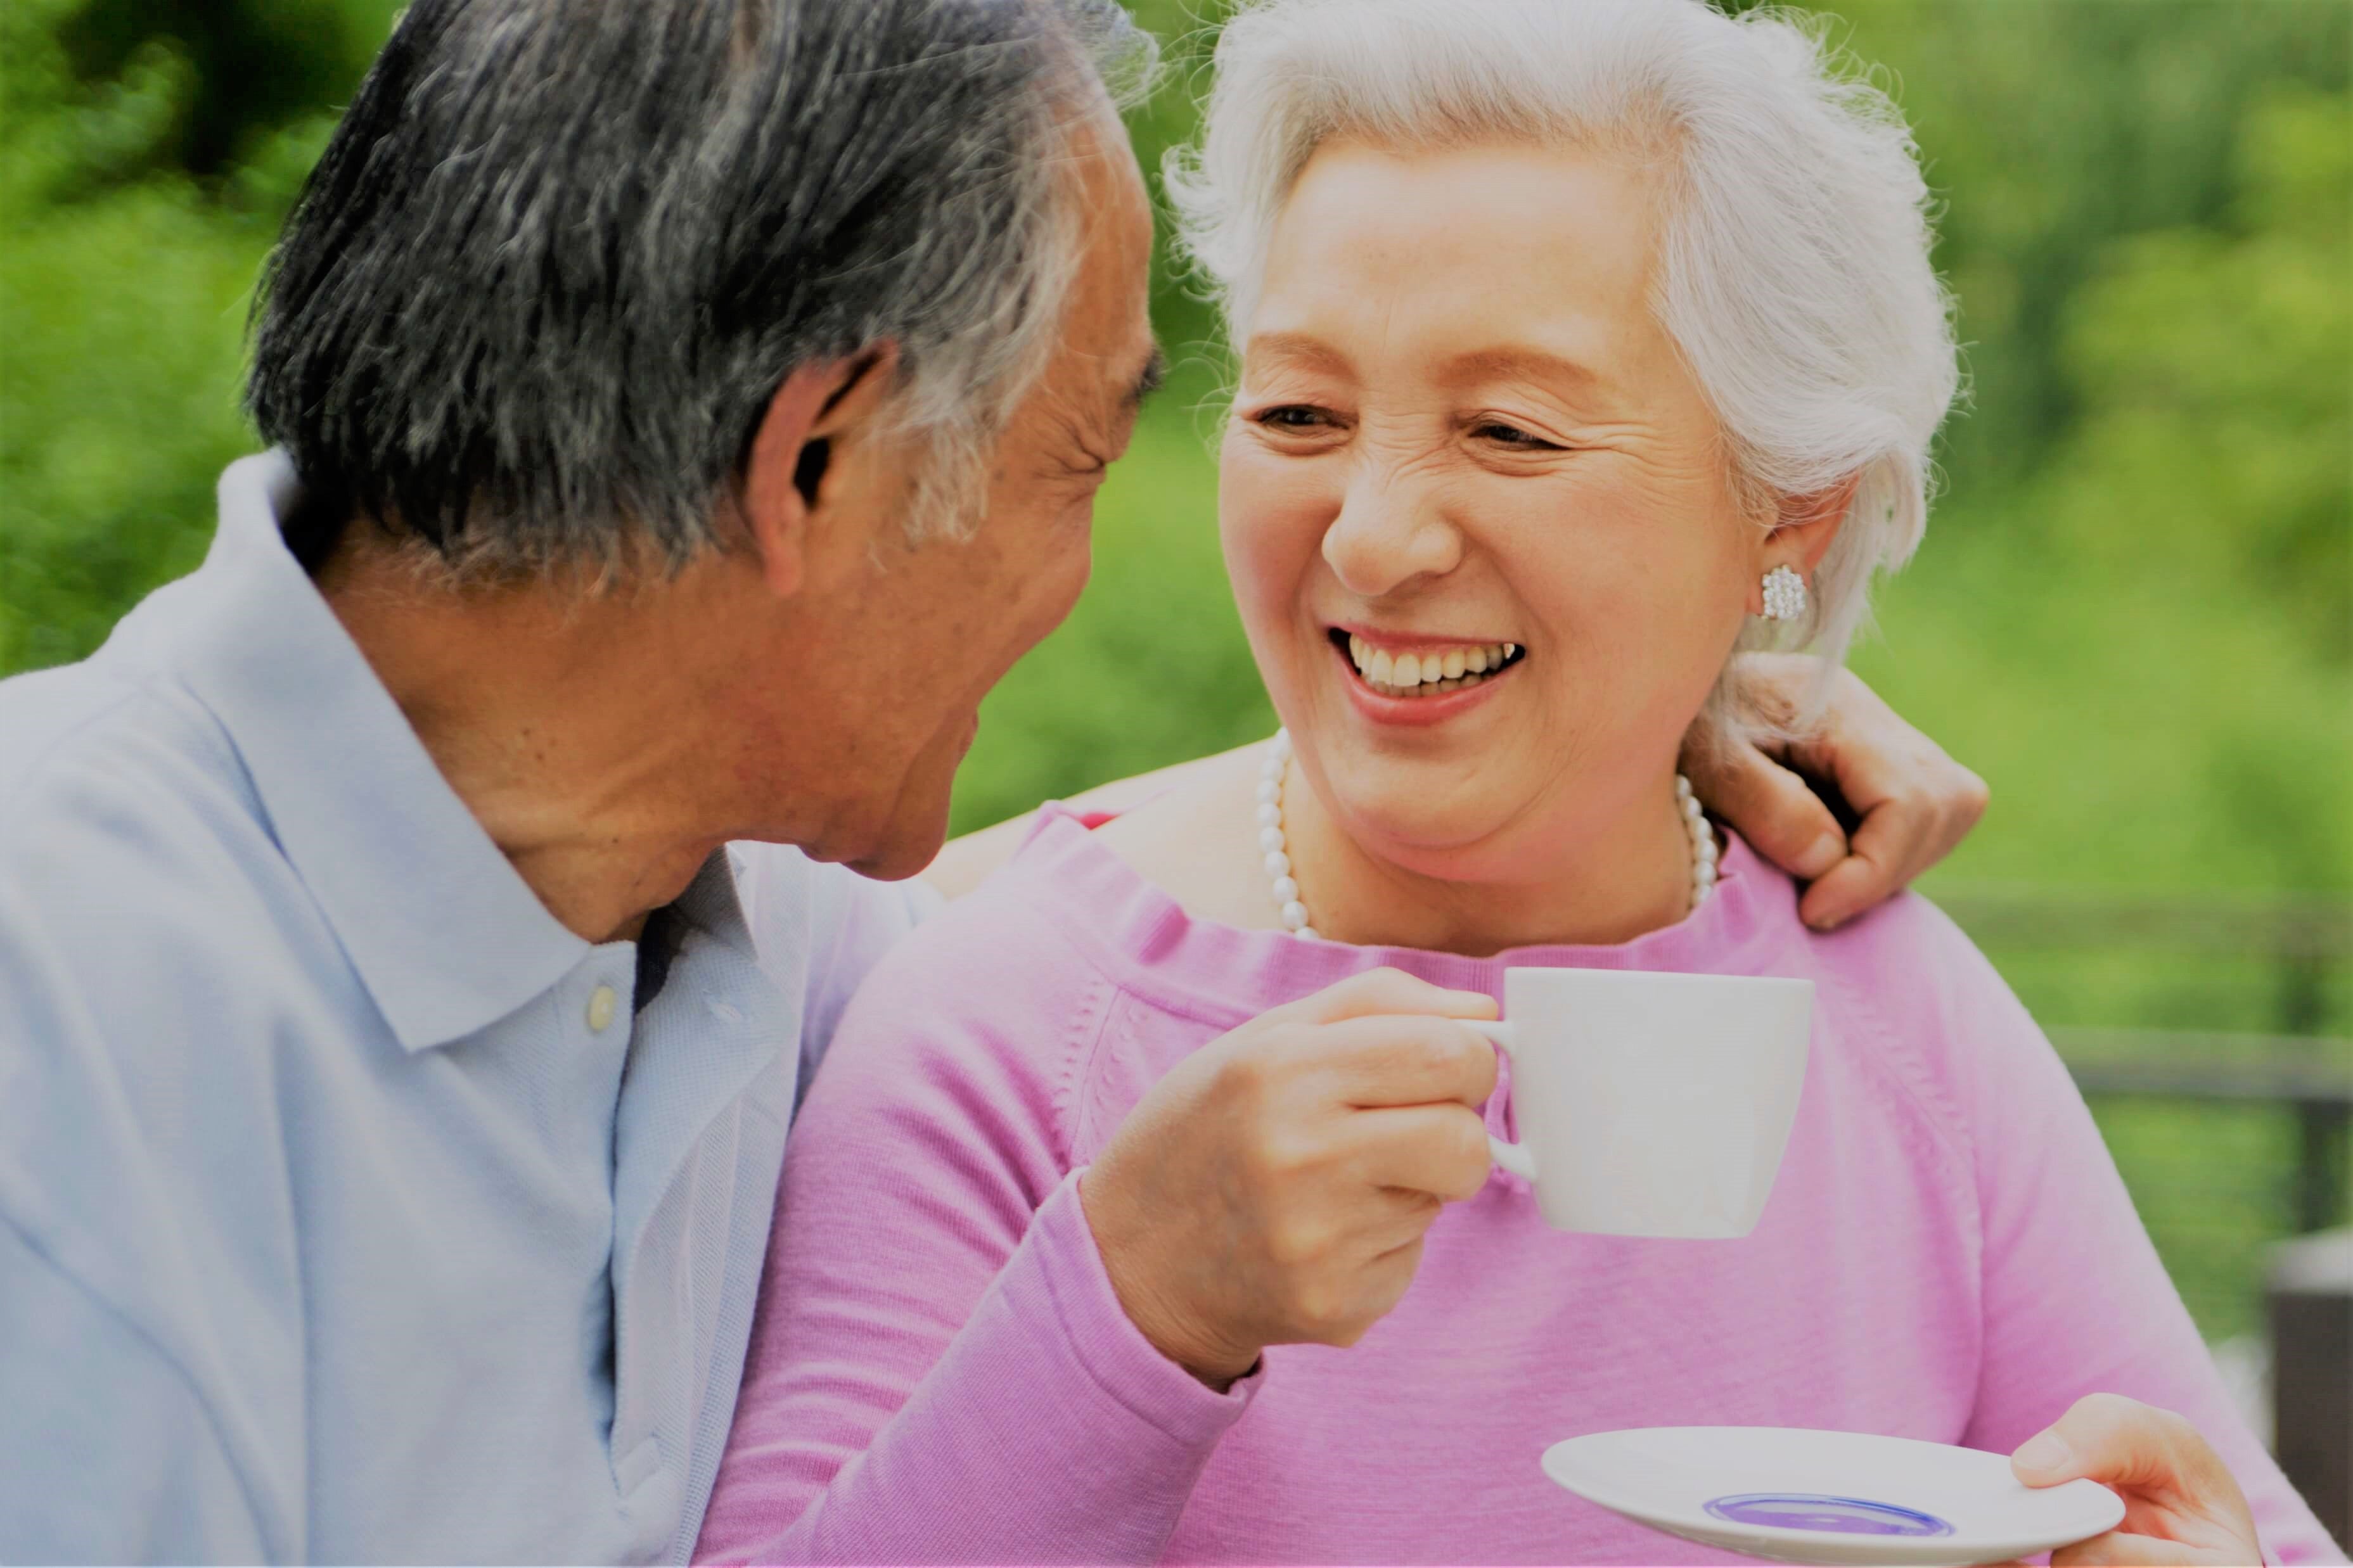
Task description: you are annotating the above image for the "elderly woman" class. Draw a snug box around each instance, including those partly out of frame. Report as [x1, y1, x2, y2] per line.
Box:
[698, 1, 2340, 1562]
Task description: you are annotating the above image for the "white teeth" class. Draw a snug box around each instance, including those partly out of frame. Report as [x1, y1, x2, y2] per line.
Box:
[1343, 635, 1521, 696]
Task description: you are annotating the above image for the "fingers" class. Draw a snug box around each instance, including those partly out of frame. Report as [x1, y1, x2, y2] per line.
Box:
[1347, 1102, 1497, 1201]
[1683, 735, 1847, 883]
[1797, 744, 1987, 930]
[1783, 666, 1990, 931]
[1305, 1015, 1500, 1109]
[1293, 967, 1498, 1026]
[2012, 1396, 2241, 1508]
[1798, 787, 1929, 931]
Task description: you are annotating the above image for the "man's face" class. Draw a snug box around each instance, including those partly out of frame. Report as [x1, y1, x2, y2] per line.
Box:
[749, 112, 1160, 878]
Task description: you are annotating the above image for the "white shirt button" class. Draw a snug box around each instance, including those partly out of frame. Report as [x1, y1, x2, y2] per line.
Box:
[586, 984, 618, 1033]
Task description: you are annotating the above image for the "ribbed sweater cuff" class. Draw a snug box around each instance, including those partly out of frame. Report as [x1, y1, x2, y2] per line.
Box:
[1030, 1168, 1264, 1443]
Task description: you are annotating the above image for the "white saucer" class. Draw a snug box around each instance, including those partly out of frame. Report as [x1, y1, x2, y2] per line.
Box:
[1541, 1426, 2125, 1565]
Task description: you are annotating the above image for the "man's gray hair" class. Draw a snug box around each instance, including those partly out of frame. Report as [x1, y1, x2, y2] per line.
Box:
[247, 0, 1153, 575]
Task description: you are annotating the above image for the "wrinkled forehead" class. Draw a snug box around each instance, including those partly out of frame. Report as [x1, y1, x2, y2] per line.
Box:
[1247, 137, 1666, 385]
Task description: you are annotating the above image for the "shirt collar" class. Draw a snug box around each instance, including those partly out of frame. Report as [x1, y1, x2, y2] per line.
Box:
[158, 452, 592, 1051]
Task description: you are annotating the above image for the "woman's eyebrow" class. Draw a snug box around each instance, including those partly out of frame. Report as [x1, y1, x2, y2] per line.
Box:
[1442, 345, 1603, 393]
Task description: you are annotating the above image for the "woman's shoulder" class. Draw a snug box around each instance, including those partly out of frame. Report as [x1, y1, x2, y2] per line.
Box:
[1804, 883, 2025, 1035]
[783, 838, 1136, 1185]
[1785, 876, 2074, 1150]
[835, 827, 1111, 1029]
[1087, 745, 1281, 931]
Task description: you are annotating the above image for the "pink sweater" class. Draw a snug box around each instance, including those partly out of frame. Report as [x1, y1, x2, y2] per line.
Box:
[698, 806, 2340, 1565]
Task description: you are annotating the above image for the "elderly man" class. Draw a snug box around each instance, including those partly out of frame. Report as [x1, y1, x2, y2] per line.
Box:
[0, 1, 1991, 1562]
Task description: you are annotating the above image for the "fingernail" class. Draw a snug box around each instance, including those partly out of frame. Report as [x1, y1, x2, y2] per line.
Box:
[1795, 832, 1844, 880]
[2014, 1431, 2071, 1474]
[1805, 904, 1849, 933]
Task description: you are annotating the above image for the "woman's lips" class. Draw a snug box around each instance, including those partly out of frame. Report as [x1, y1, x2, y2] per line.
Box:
[1328, 628, 1523, 725]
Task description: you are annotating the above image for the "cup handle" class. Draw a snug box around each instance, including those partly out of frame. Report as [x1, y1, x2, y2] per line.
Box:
[1461, 1021, 1536, 1182]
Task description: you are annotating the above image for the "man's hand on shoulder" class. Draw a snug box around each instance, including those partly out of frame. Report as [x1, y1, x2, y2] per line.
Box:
[1683, 653, 1990, 931]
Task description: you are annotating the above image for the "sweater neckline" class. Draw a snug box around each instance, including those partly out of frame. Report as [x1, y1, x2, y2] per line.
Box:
[998, 801, 1798, 1027]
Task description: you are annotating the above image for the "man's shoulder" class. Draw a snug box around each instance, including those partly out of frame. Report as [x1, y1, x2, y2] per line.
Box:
[0, 655, 344, 1292]
[0, 666, 331, 1567]
[0, 650, 260, 865]
[0, 663, 330, 1028]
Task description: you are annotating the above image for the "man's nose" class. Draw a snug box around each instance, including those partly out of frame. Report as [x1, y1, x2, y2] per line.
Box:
[1319, 467, 1465, 600]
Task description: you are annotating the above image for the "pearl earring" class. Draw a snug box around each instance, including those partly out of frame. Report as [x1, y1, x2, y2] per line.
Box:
[1761, 564, 1808, 621]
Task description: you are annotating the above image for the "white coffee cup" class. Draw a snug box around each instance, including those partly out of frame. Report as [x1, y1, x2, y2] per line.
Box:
[1463, 967, 1812, 1238]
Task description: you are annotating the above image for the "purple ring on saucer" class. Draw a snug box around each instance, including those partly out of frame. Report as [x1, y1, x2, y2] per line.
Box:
[1703, 1493, 1958, 1538]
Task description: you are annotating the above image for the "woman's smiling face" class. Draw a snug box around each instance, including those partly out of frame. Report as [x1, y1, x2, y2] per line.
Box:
[1221, 136, 1768, 885]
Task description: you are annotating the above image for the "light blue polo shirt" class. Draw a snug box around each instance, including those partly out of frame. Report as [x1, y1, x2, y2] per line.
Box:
[0, 453, 934, 1563]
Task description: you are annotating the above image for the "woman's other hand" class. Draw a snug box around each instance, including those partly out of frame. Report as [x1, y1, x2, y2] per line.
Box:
[2011, 1394, 2266, 1566]
[1080, 969, 1499, 1389]
[1683, 653, 1989, 932]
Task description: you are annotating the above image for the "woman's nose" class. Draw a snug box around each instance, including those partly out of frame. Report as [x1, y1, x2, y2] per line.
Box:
[1319, 471, 1464, 599]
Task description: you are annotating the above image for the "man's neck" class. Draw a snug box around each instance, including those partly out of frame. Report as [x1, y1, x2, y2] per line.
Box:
[315, 541, 743, 944]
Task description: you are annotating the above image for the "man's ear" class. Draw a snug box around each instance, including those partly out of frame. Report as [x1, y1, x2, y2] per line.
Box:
[1762, 471, 1861, 578]
[738, 346, 901, 598]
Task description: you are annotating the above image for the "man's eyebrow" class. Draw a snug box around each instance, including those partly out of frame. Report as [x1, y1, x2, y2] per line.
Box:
[1125, 344, 1169, 409]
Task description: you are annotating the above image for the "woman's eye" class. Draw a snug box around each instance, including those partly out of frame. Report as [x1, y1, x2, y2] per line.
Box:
[1473, 421, 1560, 450]
[1253, 405, 1331, 430]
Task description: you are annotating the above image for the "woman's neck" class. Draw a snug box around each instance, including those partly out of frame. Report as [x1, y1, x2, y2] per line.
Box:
[1276, 758, 1701, 955]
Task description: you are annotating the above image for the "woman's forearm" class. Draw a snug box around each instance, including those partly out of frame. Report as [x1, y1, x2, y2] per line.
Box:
[696, 1173, 1253, 1565]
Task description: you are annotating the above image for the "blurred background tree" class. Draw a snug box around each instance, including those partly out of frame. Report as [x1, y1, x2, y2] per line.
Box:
[1, 0, 2347, 1339]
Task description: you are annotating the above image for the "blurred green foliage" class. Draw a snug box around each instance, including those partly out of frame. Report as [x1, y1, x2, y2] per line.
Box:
[1, 0, 2347, 1335]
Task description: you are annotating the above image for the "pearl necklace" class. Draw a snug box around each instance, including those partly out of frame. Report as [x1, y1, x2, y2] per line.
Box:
[1255, 727, 1718, 940]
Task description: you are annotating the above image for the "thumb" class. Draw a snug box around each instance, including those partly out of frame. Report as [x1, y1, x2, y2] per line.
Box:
[2012, 1394, 2238, 1507]
[1682, 737, 1845, 883]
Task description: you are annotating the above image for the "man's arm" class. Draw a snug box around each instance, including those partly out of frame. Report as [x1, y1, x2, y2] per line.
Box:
[924, 658, 1987, 916]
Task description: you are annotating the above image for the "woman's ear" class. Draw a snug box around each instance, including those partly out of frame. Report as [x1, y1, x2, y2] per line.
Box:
[738, 346, 902, 599]
[1762, 472, 1861, 577]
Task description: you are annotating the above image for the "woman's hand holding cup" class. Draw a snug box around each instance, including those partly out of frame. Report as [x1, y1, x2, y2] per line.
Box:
[1080, 969, 1500, 1389]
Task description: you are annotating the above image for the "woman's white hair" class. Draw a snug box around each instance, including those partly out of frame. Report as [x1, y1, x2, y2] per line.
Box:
[1165, 0, 1962, 736]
